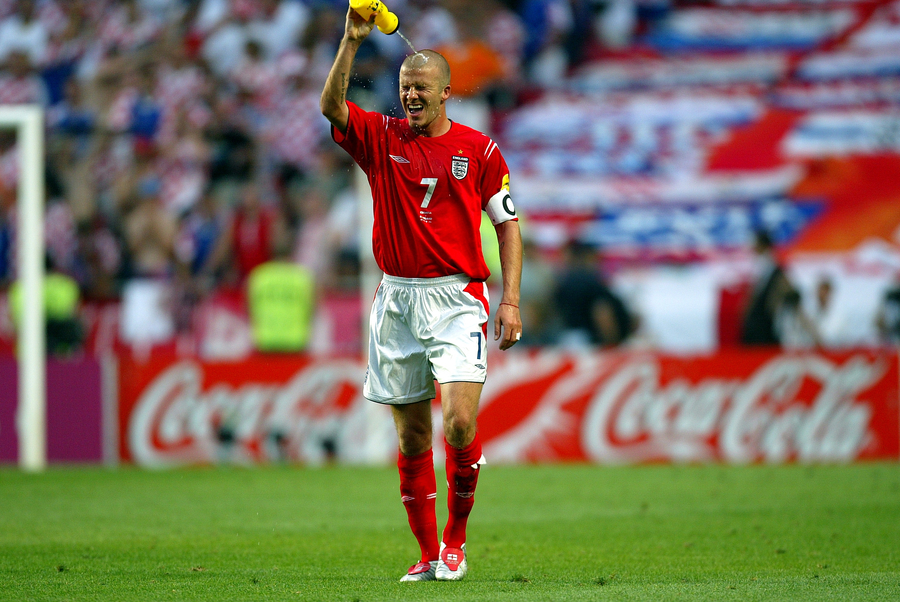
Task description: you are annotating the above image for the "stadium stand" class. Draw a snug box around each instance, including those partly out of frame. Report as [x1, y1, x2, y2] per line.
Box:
[0, 0, 898, 357]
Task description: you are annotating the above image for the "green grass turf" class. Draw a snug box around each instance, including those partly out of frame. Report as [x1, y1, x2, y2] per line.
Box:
[0, 463, 898, 601]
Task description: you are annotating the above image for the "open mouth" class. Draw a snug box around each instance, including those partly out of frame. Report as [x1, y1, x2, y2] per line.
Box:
[407, 103, 424, 118]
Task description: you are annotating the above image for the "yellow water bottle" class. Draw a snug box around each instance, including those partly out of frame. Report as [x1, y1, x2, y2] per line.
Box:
[349, 0, 399, 35]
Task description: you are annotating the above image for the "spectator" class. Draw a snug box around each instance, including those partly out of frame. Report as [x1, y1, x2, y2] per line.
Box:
[225, 182, 281, 283]
[554, 239, 633, 348]
[0, 0, 48, 66]
[229, 39, 281, 112]
[593, 0, 637, 50]
[201, 8, 252, 78]
[740, 230, 792, 347]
[774, 288, 820, 350]
[43, 196, 77, 276]
[435, 1, 505, 132]
[519, 236, 557, 345]
[42, 0, 91, 105]
[8, 255, 83, 356]
[72, 217, 122, 301]
[193, 0, 231, 37]
[174, 189, 229, 293]
[156, 106, 212, 214]
[0, 50, 48, 106]
[154, 38, 211, 122]
[206, 95, 256, 186]
[808, 276, 849, 348]
[409, 0, 459, 51]
[87, 130, 131, 217]
[105, 62, 164, 145]
[48, 78, 96, 159]
[876, 276, 900, 346]
[264, 55, 330, 186]
[97, 0, 161, 56]
[483, 0, 527, 108]
[247, 243, 315, 353]
[129, 65, 165, 143]
[520, 0, 575, 86]
[247, 0, 310, 61]
[291, 182, 340, 287]
[124, 176, 177, 278]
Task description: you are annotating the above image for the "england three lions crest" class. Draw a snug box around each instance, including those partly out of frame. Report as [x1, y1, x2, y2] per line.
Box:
[451, 155, 469, 180]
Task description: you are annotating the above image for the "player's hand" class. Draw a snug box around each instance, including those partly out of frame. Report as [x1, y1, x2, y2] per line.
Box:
[494, 302, 522, 351]
[345, 7, 375, 44]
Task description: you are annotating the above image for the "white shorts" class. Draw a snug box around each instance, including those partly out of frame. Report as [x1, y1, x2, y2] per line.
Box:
[364, 274, 490, 405]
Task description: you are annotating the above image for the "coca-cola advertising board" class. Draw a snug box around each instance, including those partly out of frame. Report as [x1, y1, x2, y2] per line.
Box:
[117, 349, 900, 467]
[117, 354, 394, 467]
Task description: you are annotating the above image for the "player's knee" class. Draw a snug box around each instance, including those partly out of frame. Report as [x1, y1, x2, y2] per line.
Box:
[443, 413, 476, 448]
[396, 424, 432, 456]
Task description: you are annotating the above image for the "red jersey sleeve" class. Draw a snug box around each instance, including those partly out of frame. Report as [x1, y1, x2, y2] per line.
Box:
[480, 139, 517, 225]
[332, 101, 383, 173]
[479, 139, 510, 206]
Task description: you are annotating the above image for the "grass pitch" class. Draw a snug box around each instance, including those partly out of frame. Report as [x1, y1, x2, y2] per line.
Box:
[0, 463, 898, 601]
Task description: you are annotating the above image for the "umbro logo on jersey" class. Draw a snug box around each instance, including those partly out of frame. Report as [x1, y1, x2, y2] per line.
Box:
[451, 155, 469, 180]
[389, 154, 410, 164]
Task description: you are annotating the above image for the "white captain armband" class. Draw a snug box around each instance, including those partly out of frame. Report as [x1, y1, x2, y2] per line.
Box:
[485, 188, 517, 226]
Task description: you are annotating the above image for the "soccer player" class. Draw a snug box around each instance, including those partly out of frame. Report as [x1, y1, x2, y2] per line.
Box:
[320, 8, 523, 583]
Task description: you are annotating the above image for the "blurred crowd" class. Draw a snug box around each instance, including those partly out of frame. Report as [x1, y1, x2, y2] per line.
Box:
[1, 0, 897, 357]
[0, 0, 663, 355]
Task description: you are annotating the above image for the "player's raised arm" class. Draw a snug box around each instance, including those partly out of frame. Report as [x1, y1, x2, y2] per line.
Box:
[494, 219, 523, 350]
[320, 8, 375, 134]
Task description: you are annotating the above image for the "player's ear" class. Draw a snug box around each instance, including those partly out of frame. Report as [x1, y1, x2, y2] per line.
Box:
[441, 84, 451, 102]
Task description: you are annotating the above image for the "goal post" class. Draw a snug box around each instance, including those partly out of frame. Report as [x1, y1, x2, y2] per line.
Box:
[0, 105, 46, 472]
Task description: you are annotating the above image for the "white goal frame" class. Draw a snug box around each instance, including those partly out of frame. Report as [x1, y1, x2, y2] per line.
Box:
[0, 106, 45, 471]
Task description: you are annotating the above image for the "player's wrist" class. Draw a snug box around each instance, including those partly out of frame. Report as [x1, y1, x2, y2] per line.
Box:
[342, 34, 365, 49]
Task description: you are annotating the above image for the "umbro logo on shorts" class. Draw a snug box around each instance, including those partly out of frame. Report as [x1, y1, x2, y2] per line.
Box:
[389, 154, 410, 164]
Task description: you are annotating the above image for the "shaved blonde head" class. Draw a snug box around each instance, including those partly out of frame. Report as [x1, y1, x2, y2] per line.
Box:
[400, 50, 451, 87]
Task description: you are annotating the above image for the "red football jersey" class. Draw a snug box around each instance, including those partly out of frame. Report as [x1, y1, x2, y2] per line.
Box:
[333, 101, 513, 280]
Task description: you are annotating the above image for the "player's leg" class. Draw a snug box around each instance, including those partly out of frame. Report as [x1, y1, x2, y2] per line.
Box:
[437, 380, 484, 581]
[412, 275, 488, 580]
[393, 401, 440, 581]
[364, 277, 439, 581]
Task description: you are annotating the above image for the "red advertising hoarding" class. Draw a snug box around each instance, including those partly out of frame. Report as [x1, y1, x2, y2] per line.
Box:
[117, 353, 375, 466]
[118, 349, 900, 467]
[479, 349, 899, 464]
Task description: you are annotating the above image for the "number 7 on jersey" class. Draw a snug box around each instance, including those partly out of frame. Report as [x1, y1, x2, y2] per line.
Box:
[419, 178, 438, 208]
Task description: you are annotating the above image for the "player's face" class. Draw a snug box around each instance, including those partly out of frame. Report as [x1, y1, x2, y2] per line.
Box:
[399, 64, 449, 134]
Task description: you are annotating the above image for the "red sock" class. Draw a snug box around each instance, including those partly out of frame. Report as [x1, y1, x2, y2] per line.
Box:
[442, 434, 483, 549]
[398, 448, 439, 563]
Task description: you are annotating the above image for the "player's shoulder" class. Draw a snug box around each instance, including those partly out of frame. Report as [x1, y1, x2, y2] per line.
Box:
[350, 102, 404, 129]
[448, 121, 502, 156]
